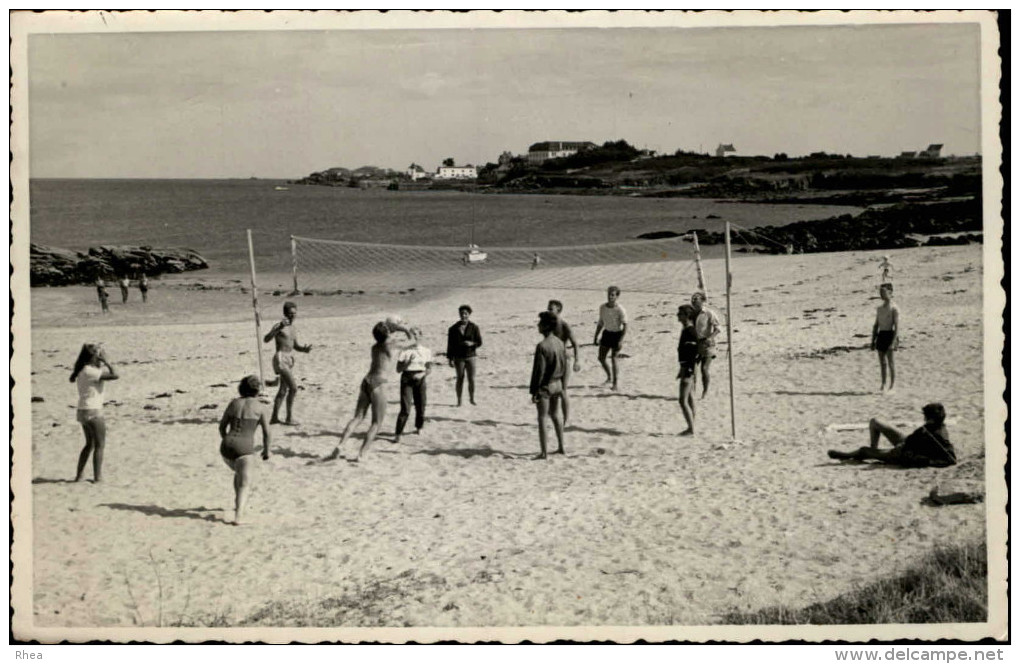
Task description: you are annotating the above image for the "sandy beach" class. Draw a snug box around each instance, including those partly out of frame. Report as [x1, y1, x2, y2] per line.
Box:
[23, 244, 991, 632]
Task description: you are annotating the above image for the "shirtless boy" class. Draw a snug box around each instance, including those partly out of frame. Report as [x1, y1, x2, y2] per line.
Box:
[327, 319, 415, 462]
[676, 304, 699, 436]
[547, 300, 581, 425]
[594, 286, 627, 391]
[263, 301, 312, 424]
[531, 311, 567, 459]
[871, 284, 899, 391]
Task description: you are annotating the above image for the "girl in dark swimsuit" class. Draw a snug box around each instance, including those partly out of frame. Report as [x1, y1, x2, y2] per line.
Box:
[218, 375, 271, 525]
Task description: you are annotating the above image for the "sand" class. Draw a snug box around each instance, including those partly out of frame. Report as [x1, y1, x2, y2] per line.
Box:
[22, 245, 992, 633]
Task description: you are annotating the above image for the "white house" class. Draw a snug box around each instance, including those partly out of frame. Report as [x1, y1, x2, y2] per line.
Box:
[435, 166, 477, 180]
[407, 163, 430, 181]
[527, 141, 596, 165]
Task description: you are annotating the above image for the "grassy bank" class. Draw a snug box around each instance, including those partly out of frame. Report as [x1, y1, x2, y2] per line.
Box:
[722, 541, 988, 625]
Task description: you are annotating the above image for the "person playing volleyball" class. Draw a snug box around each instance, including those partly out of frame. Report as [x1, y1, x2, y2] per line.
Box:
[263, 301, 312, 425]
[218, 375, 271, 525]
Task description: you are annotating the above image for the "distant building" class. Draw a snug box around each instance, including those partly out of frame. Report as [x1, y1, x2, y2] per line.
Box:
[407, 163, 430, 181]
[527, 141, 597, 165]
[919, 143, 944, 158]
[435, 165, 478, 180]
[897, 151, 918, 159]
[715, 143, 736, 157]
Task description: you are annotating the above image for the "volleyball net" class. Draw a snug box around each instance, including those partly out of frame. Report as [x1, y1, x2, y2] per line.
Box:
[287, 233, 707, 296]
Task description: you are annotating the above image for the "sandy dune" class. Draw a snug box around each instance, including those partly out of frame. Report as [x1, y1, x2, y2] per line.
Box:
[22, 245, 992, 633]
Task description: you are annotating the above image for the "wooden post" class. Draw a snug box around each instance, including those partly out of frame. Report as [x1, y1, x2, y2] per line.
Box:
[724, 222, 737, 440]
[247, 229, 266, 389]
[691, 231, 707, 298]
[290, 235, 300, 295]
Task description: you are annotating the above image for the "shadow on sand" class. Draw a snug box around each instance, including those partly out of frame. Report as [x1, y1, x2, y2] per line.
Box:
[100, 503, 226, 523]
[412, 447, 531, 460]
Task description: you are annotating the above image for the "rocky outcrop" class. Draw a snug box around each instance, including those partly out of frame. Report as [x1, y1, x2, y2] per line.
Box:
[30, 244, 209, 286]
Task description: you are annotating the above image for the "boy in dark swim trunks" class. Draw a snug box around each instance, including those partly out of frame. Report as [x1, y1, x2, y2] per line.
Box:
[264, 301, 312, 424]
[871, 283, 899, 391]
[594, 286, 627, 391]
[218, 375, 272, 525]
[327, 319, 415, 462]
[531, 311, 567, 459]
[827, 402, 956, 467]
[676, 304, 699, 436]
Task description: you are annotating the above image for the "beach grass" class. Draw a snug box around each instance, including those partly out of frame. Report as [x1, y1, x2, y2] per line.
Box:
[721, 540, 987, 625]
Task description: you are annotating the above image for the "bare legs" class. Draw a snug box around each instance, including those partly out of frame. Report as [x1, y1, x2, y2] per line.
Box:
[535, 393, 565, 459]
[230, 455, 255, 525]
[560, 366, 571, 426]
[270, 367, 297, 424]
[679, 377, 696, 435]
[699, 355, 713, 399]
[878, 349, 896, 390]
[454, 357, 477, 406]
[828, 418, 906, 461]
[327, 383, 387, 461]
[74, 417, 106, 482]
[597, 346, 619, 390]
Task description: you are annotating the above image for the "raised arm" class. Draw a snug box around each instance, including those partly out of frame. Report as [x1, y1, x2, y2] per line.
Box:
[263, 320, 284, 343]
[99, 355, 119, 381]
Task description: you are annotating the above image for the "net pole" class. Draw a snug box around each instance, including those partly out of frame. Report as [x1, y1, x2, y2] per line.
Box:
[290, 235, 300, 295]
[247, 229, 266, 388]
[692, 231, 707, 297]
[724, 222, 737, 440]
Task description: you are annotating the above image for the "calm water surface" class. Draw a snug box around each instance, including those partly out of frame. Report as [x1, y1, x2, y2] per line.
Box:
[29, 179, 861, 274]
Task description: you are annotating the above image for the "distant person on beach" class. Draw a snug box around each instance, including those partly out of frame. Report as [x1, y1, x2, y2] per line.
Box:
[447, 305, 482, 406]
[530, 311, 567, 459]
[327, 318, 415, 462]
[879, 255, 894, 285]
[70, 343, 118, 482]
[827, 403, 956, 467]
[691, 292, 721, 399]
[594, 286, 626, 391]
[676, 304, 699, 436]
[138, 273, 149, 303]
[394, 327, 432, 443]
[218, 375, 271, 525]
[531, 253, 541, 270]
[871, 283, 899, 392]
[95, 278, 109, 314]
[547, 299, 581, 425]
[118, 276, 130, 304]
[263, 301, 312, 424]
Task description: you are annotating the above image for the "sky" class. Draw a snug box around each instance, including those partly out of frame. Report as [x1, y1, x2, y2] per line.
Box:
[25, 19, 984, 179]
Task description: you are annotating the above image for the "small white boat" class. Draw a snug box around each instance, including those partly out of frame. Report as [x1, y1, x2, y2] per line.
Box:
[274, 186, 290, 191]
[464, 244, 487, 263]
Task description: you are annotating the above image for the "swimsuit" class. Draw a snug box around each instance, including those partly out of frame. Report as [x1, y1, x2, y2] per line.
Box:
[220, 417, 260, 461]
[359, 374, 388, 398]
[599, 329, 623, 350]
[273, 350, 296, 374]
[875, 330, 895, 352]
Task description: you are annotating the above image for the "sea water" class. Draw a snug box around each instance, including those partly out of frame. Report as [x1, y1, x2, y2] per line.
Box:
[28, 179, 861, 275]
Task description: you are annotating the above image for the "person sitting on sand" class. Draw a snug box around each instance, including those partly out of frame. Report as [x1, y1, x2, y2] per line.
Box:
[547, 299, 581, 425]
[676, 304, 699, 436]
[118, 275, 130, 304]
[872, 283, 899, 392]
[218, 375, 271, 525]
[70, 343, 119, 482]
[263, 301, 312, 424]
[95, 278, 109, 314]
[691, 291, 720, 399]
[594, 286, 626, 391]
[827, 402, 956, 467]
[394, 327, 432, 444]
[327, 319, 415, 462]
[530, 311, 567, 459]
[447, 305, 483, 406]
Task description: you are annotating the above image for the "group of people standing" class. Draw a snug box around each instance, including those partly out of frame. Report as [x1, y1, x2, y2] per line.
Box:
[94, 274, 149, 313]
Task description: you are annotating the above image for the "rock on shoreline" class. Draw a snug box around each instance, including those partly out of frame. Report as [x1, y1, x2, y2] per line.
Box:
[30, 244, 209, 286]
